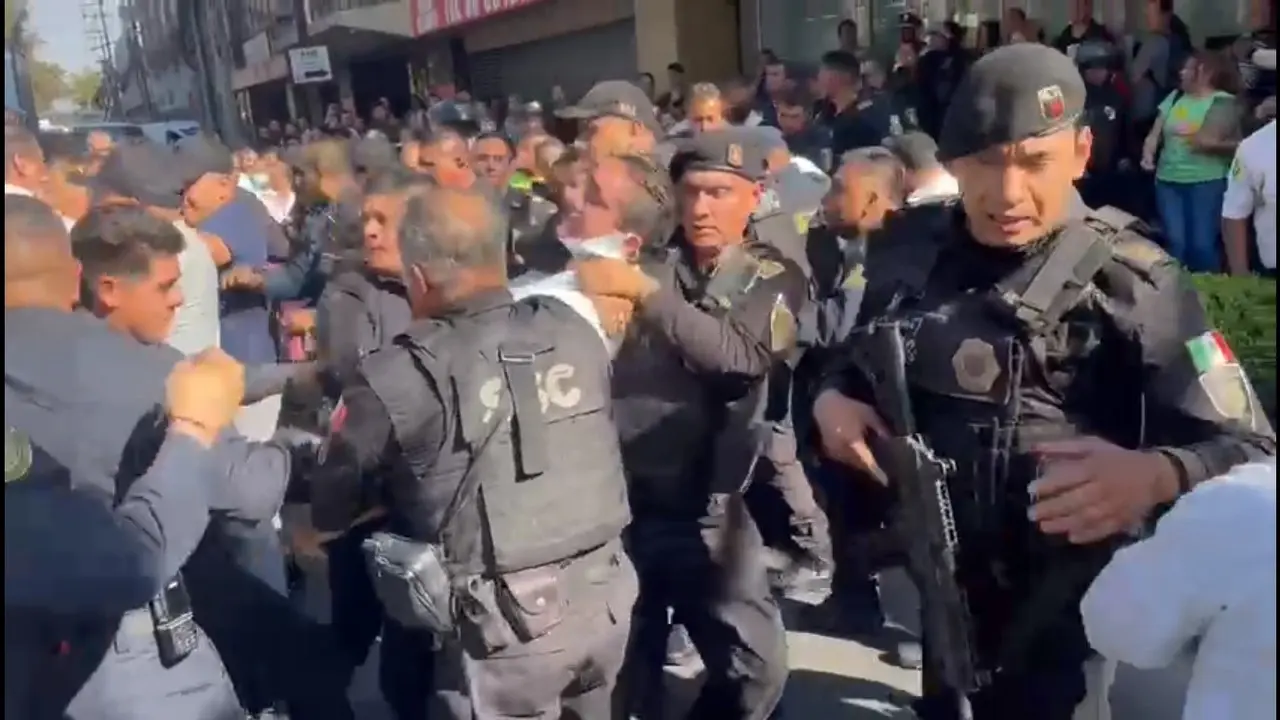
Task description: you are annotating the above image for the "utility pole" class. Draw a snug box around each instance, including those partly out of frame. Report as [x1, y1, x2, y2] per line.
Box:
[292, 0, 322, 124]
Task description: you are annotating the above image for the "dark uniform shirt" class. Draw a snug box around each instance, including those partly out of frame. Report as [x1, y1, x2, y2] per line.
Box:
[783, 125, 833, 173]
[1083, 80, 1128, 173]
[613, 239, 807, 511]
[828, 95, 896, 158]
[4, 428, 215, 615]
[828, 44, 1277, 712]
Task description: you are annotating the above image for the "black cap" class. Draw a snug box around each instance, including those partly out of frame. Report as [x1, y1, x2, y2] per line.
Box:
[882, 131, 941, 171]
[173, 133, 235, 188]
[89, 141, 185, 209]
[671, 127, 769, 182]
[899, 12, 923, 27]
[554, 81, 661, 135]
[938, 44, 1086, 163]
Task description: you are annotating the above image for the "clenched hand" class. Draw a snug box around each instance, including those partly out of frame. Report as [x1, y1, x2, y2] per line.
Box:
[166, 348, 245, 446]
[574, 257, 659, 302]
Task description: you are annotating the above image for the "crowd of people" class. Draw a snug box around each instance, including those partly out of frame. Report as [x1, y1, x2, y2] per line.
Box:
[5, 2, 1277, 720]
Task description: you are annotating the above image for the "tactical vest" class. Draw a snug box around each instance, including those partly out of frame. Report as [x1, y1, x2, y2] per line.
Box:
[363, 294, 630, 576]
[325, 271, 412, 359]
[870, 208, 1145, 541]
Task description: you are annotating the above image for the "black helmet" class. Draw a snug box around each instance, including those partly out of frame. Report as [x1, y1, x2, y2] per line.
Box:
[428, 100, 480, 138]
[1075, 41, 1117, 70]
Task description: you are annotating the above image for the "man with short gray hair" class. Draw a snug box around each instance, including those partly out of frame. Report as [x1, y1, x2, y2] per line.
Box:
[305, 184, 638, 720]
[4, 125, 74, 230]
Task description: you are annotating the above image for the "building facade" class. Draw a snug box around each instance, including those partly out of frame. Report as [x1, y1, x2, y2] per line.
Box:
[117, 0, 1273, 138]
[740, 0, 1276, 65]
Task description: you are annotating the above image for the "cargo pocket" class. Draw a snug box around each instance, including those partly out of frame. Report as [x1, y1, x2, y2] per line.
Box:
[496, 566, 567, 644]
[456, 578, 519, 655]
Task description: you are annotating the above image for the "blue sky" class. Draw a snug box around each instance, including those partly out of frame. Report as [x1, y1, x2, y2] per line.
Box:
[30, 0, 121, 72]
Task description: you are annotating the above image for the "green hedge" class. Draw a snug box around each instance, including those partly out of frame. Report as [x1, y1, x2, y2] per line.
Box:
[1191, 274, 1276, 419]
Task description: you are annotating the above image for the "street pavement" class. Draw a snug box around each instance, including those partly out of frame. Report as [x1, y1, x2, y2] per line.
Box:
[291, 562, 1191, 719]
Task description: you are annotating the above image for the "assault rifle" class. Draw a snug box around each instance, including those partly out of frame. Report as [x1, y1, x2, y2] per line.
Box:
[852, 321, 983, 720]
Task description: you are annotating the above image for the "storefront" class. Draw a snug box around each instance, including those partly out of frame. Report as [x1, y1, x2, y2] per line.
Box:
[467, 19, 637, 101]
[231, 49, 293, 129]
[751, 0, 914, 65]
[411, 0, 636, 102]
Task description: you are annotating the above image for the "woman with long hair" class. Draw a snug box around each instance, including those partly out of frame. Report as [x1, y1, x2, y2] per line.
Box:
[1142, 51, 1243, 271]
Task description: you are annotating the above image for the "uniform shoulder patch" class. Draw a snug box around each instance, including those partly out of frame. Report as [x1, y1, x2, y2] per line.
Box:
[755, 257, 786, 281]
[5, 427, 32, 484]
[703, 248, 763, 309]
[769, 294, 797, 354]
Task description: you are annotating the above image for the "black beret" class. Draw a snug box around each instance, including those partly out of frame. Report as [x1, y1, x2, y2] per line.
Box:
[671, 127, 769, 182]
[938, 44, 1087, 162]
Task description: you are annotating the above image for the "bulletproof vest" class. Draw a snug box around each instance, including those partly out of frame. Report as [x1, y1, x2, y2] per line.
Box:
[363, 294, 630, 575]
[871, 208, 1141, 538]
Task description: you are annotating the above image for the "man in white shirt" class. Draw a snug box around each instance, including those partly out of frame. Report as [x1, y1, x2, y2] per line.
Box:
[85, 142, 221, 355]
[883, 131, 960, 206]
[1081, 458, 1276, 720]
[4, 125, 74, 230]
[1222, 120, 1276, 276]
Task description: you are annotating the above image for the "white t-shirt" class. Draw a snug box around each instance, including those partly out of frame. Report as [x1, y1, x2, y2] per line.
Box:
[1221, 121, 1276, 269]
[5, 183, 74, 230]
[167, 220, 222, 356]
[1081, 458, 1277, 720]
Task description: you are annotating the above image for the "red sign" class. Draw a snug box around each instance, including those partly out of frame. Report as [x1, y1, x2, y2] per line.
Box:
[412, 0, 547, 37]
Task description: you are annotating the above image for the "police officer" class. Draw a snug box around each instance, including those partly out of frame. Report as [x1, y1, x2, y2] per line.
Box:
[775, 86, 833, 172]
[576, 127, 804, 719]
[2, 196, 253, 719]
[796, 147, 906, 635]
[8, 200, 352, 720]
[428, 99, 483, 142]
[742, 128, 835, 598]
[818, 50, 901, 158]
[5, 348, 251, 720]
[556, 80, 667, 162]
[812, 44, 1277, 720]
[309, 167, 427, 716]
[307, 184, 638, 720]
[1076, 41, 1131, 212]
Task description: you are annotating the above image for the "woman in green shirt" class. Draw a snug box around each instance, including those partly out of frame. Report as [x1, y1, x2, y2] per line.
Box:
[1141, 51, 1241, 272]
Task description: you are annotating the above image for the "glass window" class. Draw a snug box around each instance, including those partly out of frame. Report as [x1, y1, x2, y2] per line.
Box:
[759, 0, 847, 64]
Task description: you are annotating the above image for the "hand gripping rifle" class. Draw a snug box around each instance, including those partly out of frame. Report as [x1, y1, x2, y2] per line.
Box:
[852, 321, 983, 720]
